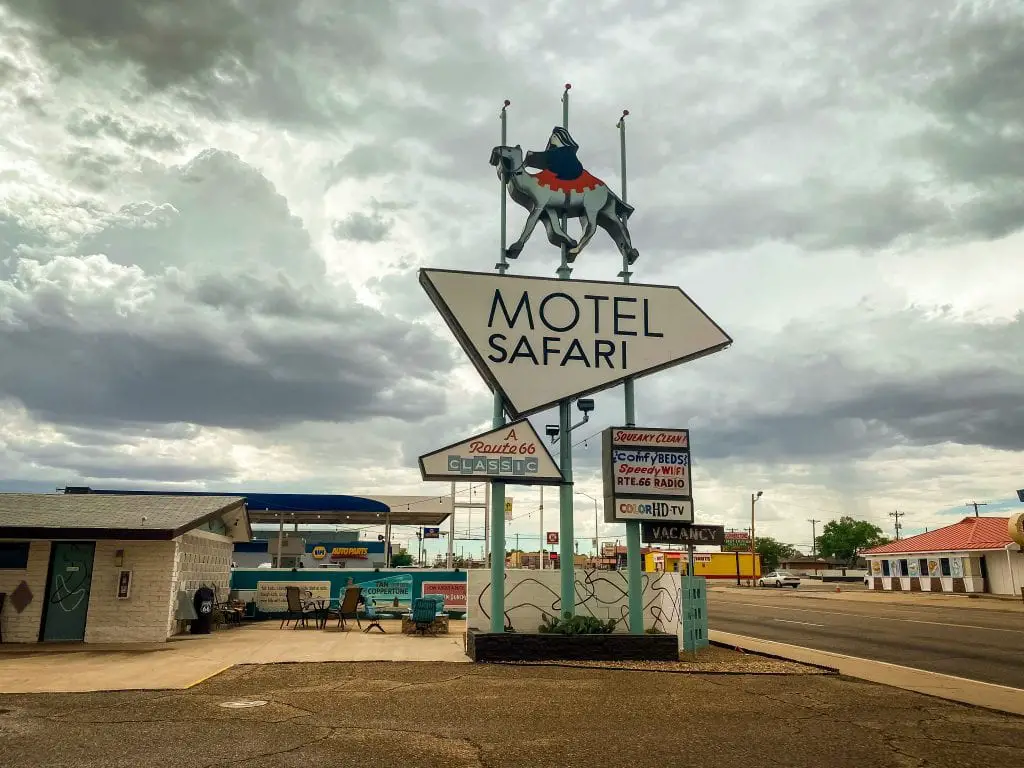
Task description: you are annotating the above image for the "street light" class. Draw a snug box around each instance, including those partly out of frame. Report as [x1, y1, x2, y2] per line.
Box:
[577, 491, 601, 560]
[751, 491, 763, 585]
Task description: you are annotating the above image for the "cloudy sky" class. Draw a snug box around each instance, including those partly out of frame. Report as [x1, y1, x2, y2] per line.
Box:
[1, 0, 1022, 556]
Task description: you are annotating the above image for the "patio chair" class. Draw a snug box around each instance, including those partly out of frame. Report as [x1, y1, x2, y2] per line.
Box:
[332, 586, 363, 630]
[280, 585, 320, 629]
[215, 588, 244, 627]
[423, 593, 446, 615]
[362, 598, 385, 633]
[410, 598, 439, 635]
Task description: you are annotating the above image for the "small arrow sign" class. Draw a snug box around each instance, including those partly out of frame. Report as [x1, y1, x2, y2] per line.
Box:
[418, 418, 563, 485]
[420, 268, 732, 418]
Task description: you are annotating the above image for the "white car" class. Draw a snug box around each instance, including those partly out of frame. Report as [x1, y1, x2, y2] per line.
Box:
[759, 571, 801, 588]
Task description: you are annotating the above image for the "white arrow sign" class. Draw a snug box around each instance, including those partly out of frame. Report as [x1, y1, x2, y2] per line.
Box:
[418, 419, 563, 485]
[420, 268, 732, 418]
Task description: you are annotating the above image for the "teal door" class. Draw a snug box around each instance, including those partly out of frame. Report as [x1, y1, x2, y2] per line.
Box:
[41, 542, 95, 642]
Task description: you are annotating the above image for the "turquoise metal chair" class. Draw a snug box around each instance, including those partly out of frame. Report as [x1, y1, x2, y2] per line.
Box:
[422, 593, 445, 615]
[410, 598, 438, 635]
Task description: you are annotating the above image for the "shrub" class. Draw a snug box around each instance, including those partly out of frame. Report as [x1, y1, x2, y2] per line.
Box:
[538, 612, 617, 635]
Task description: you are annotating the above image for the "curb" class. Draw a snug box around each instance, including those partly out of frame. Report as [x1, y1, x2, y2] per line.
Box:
[707, 640, 838, 674]
[711, 630, 1024, 717]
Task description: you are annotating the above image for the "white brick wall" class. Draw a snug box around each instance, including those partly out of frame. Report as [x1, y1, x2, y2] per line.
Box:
[85, 540, 177, 644]
[168, 531, 234, 637]
[0, 540, 50, 643]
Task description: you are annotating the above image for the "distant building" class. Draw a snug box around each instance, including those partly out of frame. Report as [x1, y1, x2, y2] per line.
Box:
[862, 516, 1024, 595]
[779, 556, 853, 576]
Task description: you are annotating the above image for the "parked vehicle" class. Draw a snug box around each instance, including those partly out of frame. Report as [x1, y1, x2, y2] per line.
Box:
[758, 570, 801, 588]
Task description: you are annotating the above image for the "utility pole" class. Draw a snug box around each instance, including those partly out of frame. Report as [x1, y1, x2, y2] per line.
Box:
[889, 510, 904, 540]
[967, 501, 987, 517]
[750, 491, 763, 585]
[808, 519, 820, 556]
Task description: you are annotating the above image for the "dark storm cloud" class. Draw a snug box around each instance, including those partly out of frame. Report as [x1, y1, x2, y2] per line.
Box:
[638, 178, 949, 255]
[65, 109, 185, 152]
[2, 0, 396, 126]
[332, 211, 394, 243]
[638, 312, 1024, 465]
[3, 0, 255, 86]
[9, 439, 238, 484]
[59, 145, 130, 191]
[0, 265, 455, 431]
[325, 144, 408, 185]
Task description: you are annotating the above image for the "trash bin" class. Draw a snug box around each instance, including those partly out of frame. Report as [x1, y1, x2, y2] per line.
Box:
[191, 586, 215, 634]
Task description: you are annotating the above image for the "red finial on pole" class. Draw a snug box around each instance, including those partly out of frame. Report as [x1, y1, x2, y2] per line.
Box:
[622, 109, 629, 118]
[564, 83, 572, 91]
[503, 99, 511, 107]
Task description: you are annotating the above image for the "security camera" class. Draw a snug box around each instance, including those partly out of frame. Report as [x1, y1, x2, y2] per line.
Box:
[576, 398, 595, 414]
[545, 425, 560, 438]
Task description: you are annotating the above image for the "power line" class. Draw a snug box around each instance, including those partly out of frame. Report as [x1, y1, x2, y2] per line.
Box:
[888, 509, 904, 540]
[807, 519, 820, 556]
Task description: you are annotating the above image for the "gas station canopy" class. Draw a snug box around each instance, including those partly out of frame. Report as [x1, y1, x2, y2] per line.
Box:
[66, 489, 452, 527]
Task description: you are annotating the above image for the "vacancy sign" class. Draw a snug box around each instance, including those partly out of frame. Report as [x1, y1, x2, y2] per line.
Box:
[418, 419, 563, 485]
[420, 269, 732, 418]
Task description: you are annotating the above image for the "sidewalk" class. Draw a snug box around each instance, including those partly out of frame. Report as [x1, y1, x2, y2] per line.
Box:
[0, 620, 468, 694]
[711, 630, 1024, 716]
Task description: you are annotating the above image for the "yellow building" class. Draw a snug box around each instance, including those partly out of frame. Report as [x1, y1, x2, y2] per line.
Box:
[644, 550, 761, 580]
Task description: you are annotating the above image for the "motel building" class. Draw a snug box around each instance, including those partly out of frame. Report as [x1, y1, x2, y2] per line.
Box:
[0, 493, 250, 644]
[862, 515, 1024, 596]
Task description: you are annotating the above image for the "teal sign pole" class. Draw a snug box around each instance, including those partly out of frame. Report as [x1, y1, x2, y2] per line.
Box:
[617, 109, 644, 635]
[557, 84, 576, 618]
[490, 99, 512, 633]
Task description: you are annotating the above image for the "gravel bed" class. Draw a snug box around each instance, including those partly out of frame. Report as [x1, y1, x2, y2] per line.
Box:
[490, 644, 833, 674]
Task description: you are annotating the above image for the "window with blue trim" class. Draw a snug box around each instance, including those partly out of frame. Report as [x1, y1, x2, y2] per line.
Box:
[0, 542, 30, 569]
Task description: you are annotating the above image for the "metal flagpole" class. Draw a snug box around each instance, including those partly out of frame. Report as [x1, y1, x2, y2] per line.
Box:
[488, 100, 512, 632]
[557, 84, 575, 618]
[618, 108, 643, 635]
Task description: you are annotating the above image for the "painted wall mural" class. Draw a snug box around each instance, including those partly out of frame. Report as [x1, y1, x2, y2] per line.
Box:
[467, 568, 681, 634]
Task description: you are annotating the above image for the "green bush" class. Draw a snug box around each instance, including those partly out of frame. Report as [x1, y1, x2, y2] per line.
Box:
[538, 612, 617, 635]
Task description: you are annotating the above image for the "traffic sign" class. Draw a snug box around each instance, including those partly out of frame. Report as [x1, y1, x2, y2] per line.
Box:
[418, 419, 563, 485]
[546, 531, 559, 545]
[420, 268, 732, 418]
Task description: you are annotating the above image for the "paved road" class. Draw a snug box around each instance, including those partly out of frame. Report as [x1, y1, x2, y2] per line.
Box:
[709, 588, 1024, 688]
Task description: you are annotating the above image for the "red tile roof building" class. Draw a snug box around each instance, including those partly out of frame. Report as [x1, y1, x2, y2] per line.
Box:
[862, 516, 1023, 596]
[862, 517, 1013, 555]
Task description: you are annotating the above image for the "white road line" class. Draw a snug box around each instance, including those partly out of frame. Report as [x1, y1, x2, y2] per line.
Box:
[725, 600, 1024, 634]
[773, 618, 824, 627]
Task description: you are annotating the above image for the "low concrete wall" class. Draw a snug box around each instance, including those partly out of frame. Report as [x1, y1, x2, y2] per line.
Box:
[467, 628, 678, 662]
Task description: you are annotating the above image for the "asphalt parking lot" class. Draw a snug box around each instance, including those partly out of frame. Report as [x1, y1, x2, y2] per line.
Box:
[0, 662, 1021, 767]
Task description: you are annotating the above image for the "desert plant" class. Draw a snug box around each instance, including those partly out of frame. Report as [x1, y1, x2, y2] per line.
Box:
[538, 612, 617, 635]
